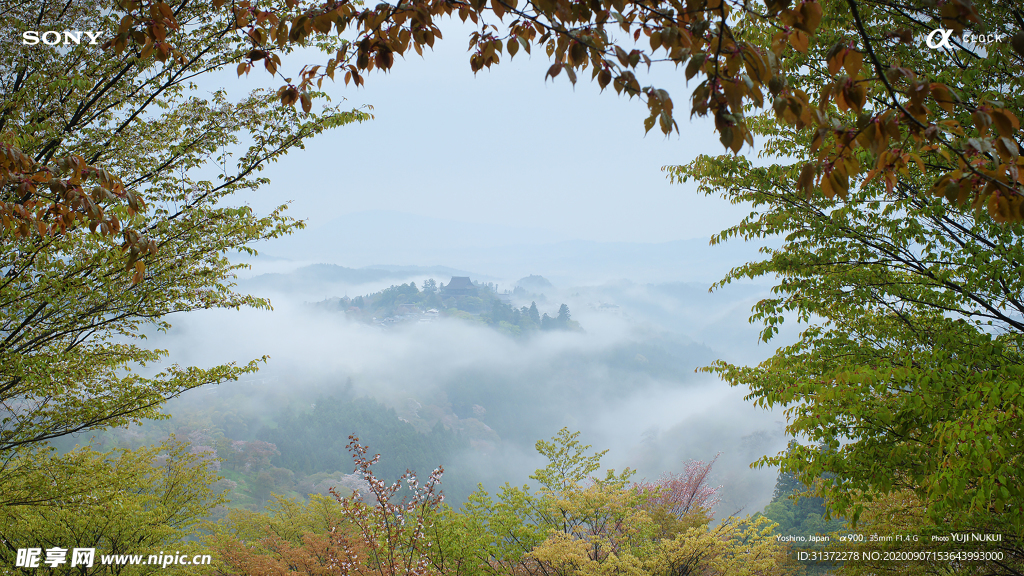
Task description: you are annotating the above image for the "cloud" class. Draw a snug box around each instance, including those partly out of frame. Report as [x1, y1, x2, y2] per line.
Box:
[146, 275, 790, 515]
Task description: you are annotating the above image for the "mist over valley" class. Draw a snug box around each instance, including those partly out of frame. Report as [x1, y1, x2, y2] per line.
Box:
[65, 220, 793, 521]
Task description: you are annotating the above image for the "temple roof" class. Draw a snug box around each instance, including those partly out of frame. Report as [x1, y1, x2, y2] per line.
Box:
[445, 276, 474, 290]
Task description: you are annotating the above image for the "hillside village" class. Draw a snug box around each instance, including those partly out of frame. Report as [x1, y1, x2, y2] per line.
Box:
[312, 275, 582, 335]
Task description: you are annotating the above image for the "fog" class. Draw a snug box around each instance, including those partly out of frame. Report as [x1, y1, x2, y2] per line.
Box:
[246, 210, 776, 286]
[100, 242, 797, 518]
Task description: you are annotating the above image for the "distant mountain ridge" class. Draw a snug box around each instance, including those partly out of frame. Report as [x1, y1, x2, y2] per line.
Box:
[252, 210, 773, 284]
[241, 263, 481, 297]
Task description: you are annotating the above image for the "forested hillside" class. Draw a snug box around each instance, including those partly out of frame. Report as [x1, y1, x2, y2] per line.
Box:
[54, 320, 727, 513]
[312, 276, 582, 335]
[204, 429, 794, 576]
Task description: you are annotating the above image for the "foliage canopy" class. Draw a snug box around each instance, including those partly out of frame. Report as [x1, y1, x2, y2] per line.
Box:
[210, 429, 788, 576]
[0, 0, 366, 460]
[0, 1, 366, 547]
[659, 1, 1024, 569]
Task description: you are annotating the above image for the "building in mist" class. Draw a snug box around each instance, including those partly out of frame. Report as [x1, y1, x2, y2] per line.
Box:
[442, 276, 476, 296]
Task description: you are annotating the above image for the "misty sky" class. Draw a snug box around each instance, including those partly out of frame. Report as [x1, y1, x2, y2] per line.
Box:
[223, 19, 754, 249]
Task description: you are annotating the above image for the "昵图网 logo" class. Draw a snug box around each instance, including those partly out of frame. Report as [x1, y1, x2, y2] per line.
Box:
[22, 31, 102, 46]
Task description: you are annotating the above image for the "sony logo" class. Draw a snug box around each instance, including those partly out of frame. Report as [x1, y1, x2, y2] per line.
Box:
[22, 31, 102, 46]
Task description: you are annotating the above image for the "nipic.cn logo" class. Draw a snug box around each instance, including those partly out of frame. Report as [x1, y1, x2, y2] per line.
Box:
[925, 28, 1005, 50]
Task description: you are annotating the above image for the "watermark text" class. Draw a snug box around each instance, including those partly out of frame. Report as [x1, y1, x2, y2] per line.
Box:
[14, 548, 211, 569]
[22, 31, 101, 46]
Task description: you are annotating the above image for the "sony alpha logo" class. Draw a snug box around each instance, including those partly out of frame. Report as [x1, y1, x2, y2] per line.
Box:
[22, 31, 102, 46]
[925, 28, 1005, 50]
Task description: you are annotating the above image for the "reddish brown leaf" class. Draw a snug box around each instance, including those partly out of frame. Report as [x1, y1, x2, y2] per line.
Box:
[789, 30, 808, 54]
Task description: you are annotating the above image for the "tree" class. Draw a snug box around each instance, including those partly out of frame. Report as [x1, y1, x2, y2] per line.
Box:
[205, 493, 362, 576]
[0, 439, 224, 573]
[556, 304, 571, 326]
[635, 456, 722, 539]
[120, 12, 1024, 529]
[540, 313, 555, 330]
[490, 300, 512, 325]
[56, 0, 1019, 531]
[758, 448, 846, 555]
[658, 1, 1024, 567]
[643, 515, 785, 576]
[0, 0, 366, 466]
[241, 440, 281, 474]
[821, 490, 977, 576]
[209, 436, 445, 576]
[527, 302, 541, 326]
[1, 3, 368, 550]
[762, 442, 839, 530]
[680, 113, 1024, 537]
[331, 435, 446, 576]
[202, 430, 785, 576]
[422, 429, 785, 576]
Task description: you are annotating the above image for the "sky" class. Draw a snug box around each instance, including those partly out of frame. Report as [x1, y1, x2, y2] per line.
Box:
[223, 18, 755, 247]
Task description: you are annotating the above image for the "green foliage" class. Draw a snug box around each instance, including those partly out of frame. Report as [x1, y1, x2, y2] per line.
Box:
[424, 428, 786, 576]
[425, 486, 547, 576]
[0, 439, 223, 574]
[198, 429, 788, 575]
[375, 282, 424, 310]
[210, 493, 347, 544]
[0, 0, 367, 459]
[759, 444, 845, 543]
[259, 396, 466, 486]
[758, 473, 846, 576]
[132, 389, 470, 510]
[0, 1, 365, 547]
[482, 300, 581, 333]
[823, 490, 969, 576]
[682, 148, 1024, 539]
[202, 494, 356, 576]
[527, 302, 541, 326]
[663, 1, 1024, 566]
[530, 428, 614, 494]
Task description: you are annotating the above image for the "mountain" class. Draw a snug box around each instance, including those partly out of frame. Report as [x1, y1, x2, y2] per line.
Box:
[240, 263, 480, 300]
[251, 210, 774, 284]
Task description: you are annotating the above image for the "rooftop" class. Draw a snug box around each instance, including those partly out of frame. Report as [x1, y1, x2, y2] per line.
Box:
[446, 276, 474, 290]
